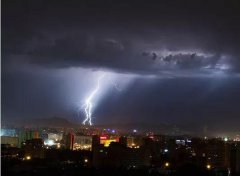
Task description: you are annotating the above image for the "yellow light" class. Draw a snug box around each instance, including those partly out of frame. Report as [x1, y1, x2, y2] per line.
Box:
[100, 139, 117, 147]
[206, 164, 211, 170]
[165, 162, 170, 167]
[224, 137, 228, 142]
[84, 159, 88, 163]
[26, 156, 31, 160]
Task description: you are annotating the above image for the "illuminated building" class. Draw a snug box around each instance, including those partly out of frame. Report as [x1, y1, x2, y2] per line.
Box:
[43, 132, 63, 149]
[47, 132, 63, 142]
[73, 135, 92, 151]
[44, 139, 55, 146]
[100, 135, 119, 147]
[0, 129, 17, 137]
[63, 133, 93, 150]
[100, 139, 118, 147]
[1, 136, 19, 147]
[127, 136, 143, 148]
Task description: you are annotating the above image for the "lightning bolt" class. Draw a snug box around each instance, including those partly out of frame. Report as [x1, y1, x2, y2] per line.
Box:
[82, 74, 105, 125]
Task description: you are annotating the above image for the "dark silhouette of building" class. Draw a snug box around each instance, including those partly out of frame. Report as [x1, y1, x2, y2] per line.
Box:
[119, 136, 127, 147]
[23, 138, 44, 159]
[65, 132, 74, 150]
[18, 130, 40, 147]
[92, 135, 151, 168]
[230, 143, 240, 176]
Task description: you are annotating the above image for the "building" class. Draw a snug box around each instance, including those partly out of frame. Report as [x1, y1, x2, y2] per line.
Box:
[1, 136, 19, 147]
[18, 130, 40, 147]
[92, 135, 151, 168]
[230, 143, 240, 175]
[43, 132, 63, 149]
[23, 138, 45, 159]
[119, 136, 127, 147]
[48, 132, 63, 142]
[64, 132, 74, 150]
[100, 135, 119, 147]
[73, 135, 92, 151]
[1, 144, 21, 159]
[0, 128, 17, 137]
[127, 136, 143, 148]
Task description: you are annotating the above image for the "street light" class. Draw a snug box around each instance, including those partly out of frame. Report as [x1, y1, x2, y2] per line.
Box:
[165, 162, 170, 167]
[206, 164, 211, 170]
[26, 156, 31, 160]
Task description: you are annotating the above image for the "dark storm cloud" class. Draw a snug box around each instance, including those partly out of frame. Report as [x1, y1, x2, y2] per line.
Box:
[2, 0, 240, 75]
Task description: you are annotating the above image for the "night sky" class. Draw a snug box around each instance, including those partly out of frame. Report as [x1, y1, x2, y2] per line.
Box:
[2, 0, 240, 134]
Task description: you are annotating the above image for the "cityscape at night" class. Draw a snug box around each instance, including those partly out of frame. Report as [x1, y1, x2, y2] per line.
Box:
[1, 0, 240, 175]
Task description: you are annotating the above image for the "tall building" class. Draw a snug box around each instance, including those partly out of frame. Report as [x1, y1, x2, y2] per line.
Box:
[18, 130, 39, 147]
[92, 135, 100, 147]
[65, 132, 74, 150]
[119, 136, 127, 147]
[230, 143, 240, 175]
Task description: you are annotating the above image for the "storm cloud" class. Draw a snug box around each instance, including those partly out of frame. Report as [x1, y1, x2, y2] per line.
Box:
[2, 0, 240, 76]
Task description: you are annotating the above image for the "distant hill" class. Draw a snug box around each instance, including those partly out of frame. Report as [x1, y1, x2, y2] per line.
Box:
[7, 117, 189, 135]
[2, 117, 79, 128]
[32, 117, 77, 128]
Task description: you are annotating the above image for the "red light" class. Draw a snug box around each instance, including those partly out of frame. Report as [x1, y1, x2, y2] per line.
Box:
[100, 136, 107, 140]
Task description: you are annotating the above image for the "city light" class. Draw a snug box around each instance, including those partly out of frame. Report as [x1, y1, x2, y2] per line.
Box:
[84, 158, 88, 163]
[44, 139, 55, 146]
[164, 149, 169, 153]
[100, 136, 107, 140]
[206, 164, 211, 170]
[26, 156, 31, 160]
[165, 162, 170, 167]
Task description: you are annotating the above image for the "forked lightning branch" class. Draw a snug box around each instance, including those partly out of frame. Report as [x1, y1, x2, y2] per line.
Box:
[82, 75, 105, 125]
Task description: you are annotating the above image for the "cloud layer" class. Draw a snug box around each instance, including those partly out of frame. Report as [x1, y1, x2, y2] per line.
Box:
[2, 0, 240, 76]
